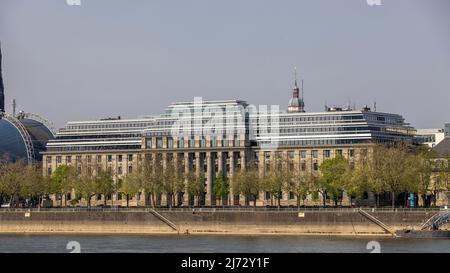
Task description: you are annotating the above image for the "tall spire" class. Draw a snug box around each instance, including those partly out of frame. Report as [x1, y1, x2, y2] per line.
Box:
[292, 67, 299, 99]
[287, 66, 305, 113]
[294, 66, 298, 89]
[0, 41, 5, 113]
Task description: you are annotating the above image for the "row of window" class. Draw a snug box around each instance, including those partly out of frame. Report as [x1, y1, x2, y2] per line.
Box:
[56, 134, 142, 140]
[57, 191, 143, 202]
[58, 189, 360, 204]
[46, 145, 141, 152]
[66, 122, 153, 131]
[258, 139, 369, 147]
[48, 154, 136, 164]
[47, 164, 133, 176]
[265, 149, 363, 160]
[278, 115, 364, 123]
[278, 126, 369, 134]
[147, 136, 242, 149]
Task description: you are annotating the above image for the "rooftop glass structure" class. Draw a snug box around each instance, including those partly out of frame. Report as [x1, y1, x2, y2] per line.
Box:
[0, 113, 54, 162]
[46, 117, 155, 152]
[45, 100, 415, 153]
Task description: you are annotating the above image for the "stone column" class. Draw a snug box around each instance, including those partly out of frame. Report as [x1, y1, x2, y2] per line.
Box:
[229, 152, 235, 206]
[195, 152, 201, 206]
[239, 150, 247, 206]
[184, 153, 190, 206]
[240, 151, 246, 171]
[258, 151, 265, 176]
[217, 151, 223, 175]
[195, 152, 201, 176]
[206, 152, 213, 206]
[161, 153, 168, 206]
[173, 153, 179, 206]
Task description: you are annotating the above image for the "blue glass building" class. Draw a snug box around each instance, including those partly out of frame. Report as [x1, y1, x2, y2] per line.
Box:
[0, 113, 54, 163]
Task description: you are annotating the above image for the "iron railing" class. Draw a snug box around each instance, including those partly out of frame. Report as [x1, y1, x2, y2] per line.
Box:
[0, 206, 446, 213]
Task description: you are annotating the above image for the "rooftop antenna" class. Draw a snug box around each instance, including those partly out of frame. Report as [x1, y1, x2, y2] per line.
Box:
[301, 79, 304, 102]
[374, 98, 377, 112]
[294, 66, 298, 88]
[12, 98, 16, 116]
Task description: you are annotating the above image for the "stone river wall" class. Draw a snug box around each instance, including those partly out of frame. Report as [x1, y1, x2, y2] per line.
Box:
[0, 209, 446, 236]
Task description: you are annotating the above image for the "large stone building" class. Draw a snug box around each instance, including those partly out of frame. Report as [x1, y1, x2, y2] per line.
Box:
[42, 83, 416, 207]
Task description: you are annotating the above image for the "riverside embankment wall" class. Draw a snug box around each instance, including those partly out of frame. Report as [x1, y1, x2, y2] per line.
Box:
[0, 210, 444, 235]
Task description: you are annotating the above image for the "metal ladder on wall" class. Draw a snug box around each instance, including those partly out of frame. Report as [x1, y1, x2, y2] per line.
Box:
[358, 208, 398, 237]
[149, 209, 178, 232]
[421, 211, 450, 231]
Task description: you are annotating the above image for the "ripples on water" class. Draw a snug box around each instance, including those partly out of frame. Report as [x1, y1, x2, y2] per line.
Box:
[0, 234, 448, 253]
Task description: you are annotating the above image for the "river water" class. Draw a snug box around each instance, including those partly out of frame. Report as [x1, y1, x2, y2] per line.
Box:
[0, 234, 449, 253]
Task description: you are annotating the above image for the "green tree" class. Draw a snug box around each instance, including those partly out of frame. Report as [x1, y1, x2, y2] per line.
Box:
[50, 165, 77, 207]
[186, 169, 205, 207]
[141, 155, 165, 207]
[343, 159, 371, 207]
[95, 169, 114, 206]
[162, 160, 185, 208]
[0, 160, 26, 206]
[232, 166, 260, 207]
[259, 155, 290, 208]
[121, 171, 141, 207]
[440, 156, 450, 198]
[212, 171, 229, 206]
[362, 148, 385, 207]
[319, 154, 349, 207]
[288, 169, 319, 208]
[73, 167, 97, 208]
[371, 145, 419, 208]
[415, 150, 434, 207]
[22, 164, 51, 208]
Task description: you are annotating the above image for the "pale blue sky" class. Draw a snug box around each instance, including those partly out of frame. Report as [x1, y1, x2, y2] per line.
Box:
[0, 0, 449, 128]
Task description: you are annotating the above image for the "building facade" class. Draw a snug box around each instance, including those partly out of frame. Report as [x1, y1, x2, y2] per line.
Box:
[43, 116, 155, 206]
[415, 128, 446, 148]
[42, 87, 416, 207]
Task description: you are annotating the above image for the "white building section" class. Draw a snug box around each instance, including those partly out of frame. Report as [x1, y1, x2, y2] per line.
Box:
[415, 128, 446, 148]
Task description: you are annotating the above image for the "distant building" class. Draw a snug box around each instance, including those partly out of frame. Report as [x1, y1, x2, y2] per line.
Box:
[43, 76, 416, 207]
[430, 138, 450, 206]
[432, 137, 450, 158]
[445, 123, 450, 137]
[0, 112, 55, 163]
[287, 71, 305, 113]
[415, 128, 446, 148]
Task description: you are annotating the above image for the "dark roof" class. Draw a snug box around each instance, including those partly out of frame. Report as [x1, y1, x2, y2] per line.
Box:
[0, 117, 54, 162]
[432, 137, 450, 158]
[0, 118, 28, 161]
